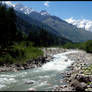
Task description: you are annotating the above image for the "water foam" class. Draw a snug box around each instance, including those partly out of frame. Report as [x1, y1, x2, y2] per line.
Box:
[0, 84, 6, 89]
[41, 50, 79, 71]
[0, 50, 80, 91]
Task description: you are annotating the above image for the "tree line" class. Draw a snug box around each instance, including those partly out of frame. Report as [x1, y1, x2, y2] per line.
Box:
[0, 3, 68, 49]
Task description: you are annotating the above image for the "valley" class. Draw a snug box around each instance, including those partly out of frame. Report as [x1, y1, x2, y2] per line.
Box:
[0, 1, 92, 91]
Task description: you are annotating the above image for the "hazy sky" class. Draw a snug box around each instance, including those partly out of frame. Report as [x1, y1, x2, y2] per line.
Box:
[10, 1, 92, 20]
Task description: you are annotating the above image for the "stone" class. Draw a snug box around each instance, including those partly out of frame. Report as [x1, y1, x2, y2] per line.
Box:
[89, 83, 92, 88]
[75, 74, 91, 83]
[87, 85, 91, 88]
[86, 88, 92, 91]
[71, 79, 86, 91]
[80, 82, 87, 89]
[28, 88, 36, 91]
[20, 66, 25, 70]
[61, 86, 74, 91]
[65, 59, 68, 62]
[13, 68, 18, 72]
[85, 88, 88, 91]
[25, 81, 34, 84]
[15, 64, 20, 67]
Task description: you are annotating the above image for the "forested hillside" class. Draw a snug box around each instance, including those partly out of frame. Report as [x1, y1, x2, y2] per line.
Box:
[0, 3, 71, 65]
[15, 11, 71, 46]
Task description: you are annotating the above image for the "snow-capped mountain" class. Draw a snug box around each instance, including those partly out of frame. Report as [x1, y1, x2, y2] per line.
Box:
[14, 4, 49, 16]
[3, 1, 92, 32]
[3, 1, 49, 16]
[3, 1, 92, 42]
[2, 1, 15, 7]
[40, 10, 49, 16]
[3, 1, 32, 14]
[65, 18, 92, 32]
[14, 3, 33, 15]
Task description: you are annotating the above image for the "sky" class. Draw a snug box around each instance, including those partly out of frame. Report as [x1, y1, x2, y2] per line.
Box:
[11, 1, 92, 20]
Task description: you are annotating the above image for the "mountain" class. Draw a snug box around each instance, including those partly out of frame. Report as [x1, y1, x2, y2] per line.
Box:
[0, 2, 71, 48]
[15, 11, 62, 37]
[13, 4, 92, 42]
[40, 10, 49, 16]
[15, 11, 71, 46]
[40, 15, 92, 42]
[4, 1, 92, 42]
[14, 3, 33, 15]
[28, 12, 92, 42]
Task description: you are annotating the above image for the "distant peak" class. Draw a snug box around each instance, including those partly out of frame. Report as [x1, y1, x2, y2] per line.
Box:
[40, 10, 49, 15]
[14, 3, 33, 15]
[2, 1, 15, 7]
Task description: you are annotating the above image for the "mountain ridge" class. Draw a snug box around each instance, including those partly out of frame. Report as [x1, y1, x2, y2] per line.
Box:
[4, 1, 92, 42]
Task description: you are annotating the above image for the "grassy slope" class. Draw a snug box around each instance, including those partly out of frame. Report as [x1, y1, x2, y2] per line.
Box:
[0, 42, 43, 65]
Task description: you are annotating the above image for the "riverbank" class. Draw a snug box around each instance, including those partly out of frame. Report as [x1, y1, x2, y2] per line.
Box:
[1, 48, 92, 91]
[53, 50, 92, 91]
[0, 48, 69, 72]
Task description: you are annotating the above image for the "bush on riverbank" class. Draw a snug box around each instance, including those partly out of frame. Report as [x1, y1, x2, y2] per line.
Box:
[85, 40, 92, 53]
[0, 41, 43, 65]
[62, 40, 92, 53]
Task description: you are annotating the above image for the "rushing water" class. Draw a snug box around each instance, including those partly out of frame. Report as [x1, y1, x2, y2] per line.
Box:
[0, 50, 79, 91]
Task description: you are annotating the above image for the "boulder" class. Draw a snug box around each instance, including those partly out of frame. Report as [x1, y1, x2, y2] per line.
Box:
[28, 88, 36, 91]
[13, 68, 18, 72]
[61, 86, 74, 91]
[85, 88, 92, 91]
[65, 59, 68, 62]
[75, 74, 92, 83]
[89, 83, 92, 88]
[71, 79, 87, 91]
[25, 81, 34, 84]
[65, 72, 71, 77]
[15, 64, 20, 67]
[80, 82, 87, 89]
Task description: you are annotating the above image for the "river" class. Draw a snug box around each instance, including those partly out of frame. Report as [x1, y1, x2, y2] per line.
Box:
[0, 50, 79, 91]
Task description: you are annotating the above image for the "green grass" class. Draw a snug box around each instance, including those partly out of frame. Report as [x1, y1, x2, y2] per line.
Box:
[61, 40, 92, 54]
[23, 47, 43, 61]
[0, 41, 43, 65]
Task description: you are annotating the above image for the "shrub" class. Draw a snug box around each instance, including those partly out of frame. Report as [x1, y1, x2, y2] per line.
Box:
[0, 54, 14, 65]
[0, 41, 43, 65]
[9, 47, 25, 58]
[85, 40, 92, 53]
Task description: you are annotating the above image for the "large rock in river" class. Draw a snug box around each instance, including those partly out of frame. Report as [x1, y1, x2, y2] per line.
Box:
[71, 79, 87, 91]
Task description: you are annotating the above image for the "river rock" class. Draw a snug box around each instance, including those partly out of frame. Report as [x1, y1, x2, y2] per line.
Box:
[28, 88, 36, 91]
[75, 74, 92, 83]
[15, 64, 20, 67]
[61, 86, 74, 91]
[85, 88, 92, 91]
[65, 59, 68, 62]
[70, 79, 86, 91]
[25, 81, 34, 84]
[89, 83, 92, 88]
[13, 68, 18, 72]
[80, 82, 87, 89]
[20, 66, 25, 70]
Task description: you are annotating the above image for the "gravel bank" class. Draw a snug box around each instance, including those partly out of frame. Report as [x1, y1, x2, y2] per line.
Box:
[0, 48, 68, 72]
[53, 50, 92, 91]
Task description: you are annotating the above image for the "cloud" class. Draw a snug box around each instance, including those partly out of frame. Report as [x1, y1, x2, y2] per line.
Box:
[44, 1, 50, 7]
[65, 18, 92, 32]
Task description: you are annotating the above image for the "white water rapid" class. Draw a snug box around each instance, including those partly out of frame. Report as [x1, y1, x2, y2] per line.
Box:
[0, 50, 79, 91]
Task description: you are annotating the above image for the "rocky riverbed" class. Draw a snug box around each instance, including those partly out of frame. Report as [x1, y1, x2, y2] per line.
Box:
[1, 47, 92, 91]
[0, 48, 69, 72]
[53, 50, 92, 91]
